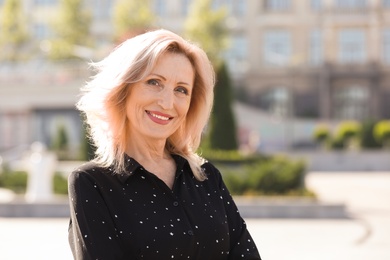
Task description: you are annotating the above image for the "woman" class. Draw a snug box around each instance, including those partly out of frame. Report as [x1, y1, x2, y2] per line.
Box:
[68, 29, 261, 260]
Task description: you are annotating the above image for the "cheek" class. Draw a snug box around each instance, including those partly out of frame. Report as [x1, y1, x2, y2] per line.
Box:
[177, 98, 191, 116]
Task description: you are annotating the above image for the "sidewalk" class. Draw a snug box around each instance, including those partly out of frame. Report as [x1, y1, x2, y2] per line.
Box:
[0, 172, 389, 260]
[249, 171, 390, 260]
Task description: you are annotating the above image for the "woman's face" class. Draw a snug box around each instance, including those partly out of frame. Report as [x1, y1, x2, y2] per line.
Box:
[125, 52, 194, 142]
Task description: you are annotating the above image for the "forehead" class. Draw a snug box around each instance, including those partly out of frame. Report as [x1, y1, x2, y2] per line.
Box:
[151, 52, 194, 78]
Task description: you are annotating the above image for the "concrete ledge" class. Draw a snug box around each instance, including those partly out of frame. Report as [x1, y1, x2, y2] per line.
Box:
[0, 196, 348, 219]
[235, 197, 348, 219]
[0, 196, 70, 218]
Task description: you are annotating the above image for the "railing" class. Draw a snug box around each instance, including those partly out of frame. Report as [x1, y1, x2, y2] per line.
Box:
[0, 60, 91, 86]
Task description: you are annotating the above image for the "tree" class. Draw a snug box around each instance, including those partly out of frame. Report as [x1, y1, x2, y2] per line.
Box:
[184, 0, 237, 151]
[48, 0, 92, 60]
[0, 0, 29, 62]
[184, 0, 228, 66]
[209, 62, 238, 150]
[113, 0, 155, 42]
[79, 120, 96, 161]
[52, 123, 69, 160]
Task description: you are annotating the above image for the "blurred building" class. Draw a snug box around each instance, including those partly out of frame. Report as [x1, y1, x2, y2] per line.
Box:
[1, 0, 390, 154]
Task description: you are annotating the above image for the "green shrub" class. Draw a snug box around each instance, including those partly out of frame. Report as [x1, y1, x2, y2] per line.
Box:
[360, 120, 381, 149]
[0, 170, 28, 193]
[221, 156, 307, 196]
[313, 124, 330, 143]
[329, 135, 345, 150]
[374, 120, 390, 148]
[53, 174, 68, 194]
[0, 171, 68, 195]
[200, 149, 265, 165]
[334, 121, 361, 149]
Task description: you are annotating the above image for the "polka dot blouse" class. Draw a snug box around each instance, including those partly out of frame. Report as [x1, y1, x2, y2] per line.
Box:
[68, 154, 261, 259]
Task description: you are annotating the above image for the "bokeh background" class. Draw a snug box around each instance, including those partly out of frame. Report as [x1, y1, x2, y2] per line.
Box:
[1, 0, 390, 259]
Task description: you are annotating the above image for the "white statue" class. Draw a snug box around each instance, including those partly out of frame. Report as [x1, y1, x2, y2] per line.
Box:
[25, 142, 57, 202]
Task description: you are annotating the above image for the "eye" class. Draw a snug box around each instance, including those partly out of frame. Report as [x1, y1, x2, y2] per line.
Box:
[146, 79, 160, 86]
[175, 86, 189, 95]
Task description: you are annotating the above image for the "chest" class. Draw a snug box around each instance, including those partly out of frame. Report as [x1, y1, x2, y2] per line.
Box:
[100, 172, 231, 259]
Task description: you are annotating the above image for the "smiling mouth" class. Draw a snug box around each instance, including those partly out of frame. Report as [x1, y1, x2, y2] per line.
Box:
[146, 111, 173, 121]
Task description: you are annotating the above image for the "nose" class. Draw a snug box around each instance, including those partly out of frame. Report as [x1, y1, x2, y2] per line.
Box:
[157, 87, 174, 110]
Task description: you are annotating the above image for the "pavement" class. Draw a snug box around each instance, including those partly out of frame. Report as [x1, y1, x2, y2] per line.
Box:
[0, 171, 389, 260]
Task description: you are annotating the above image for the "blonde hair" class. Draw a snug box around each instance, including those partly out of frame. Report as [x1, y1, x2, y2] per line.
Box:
[77, 29, 215, 180]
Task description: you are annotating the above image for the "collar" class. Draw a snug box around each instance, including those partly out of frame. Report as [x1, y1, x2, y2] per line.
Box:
[116, 153, 189, 183]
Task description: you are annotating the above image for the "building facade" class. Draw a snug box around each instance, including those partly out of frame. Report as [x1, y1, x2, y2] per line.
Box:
[1, 0, 390, 154]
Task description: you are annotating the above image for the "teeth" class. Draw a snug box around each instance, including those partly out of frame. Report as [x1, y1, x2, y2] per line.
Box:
[149, 112, 169, 121]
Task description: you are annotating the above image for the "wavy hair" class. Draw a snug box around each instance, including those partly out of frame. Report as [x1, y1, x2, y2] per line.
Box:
[77, 29, 215, 181]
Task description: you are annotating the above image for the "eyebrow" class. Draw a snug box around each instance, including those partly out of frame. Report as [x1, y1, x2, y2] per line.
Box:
[150, 73, 191, 86]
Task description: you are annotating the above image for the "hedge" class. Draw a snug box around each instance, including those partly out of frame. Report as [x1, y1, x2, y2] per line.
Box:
[218, 156, 312, 196]
[0, 171, 68, 195]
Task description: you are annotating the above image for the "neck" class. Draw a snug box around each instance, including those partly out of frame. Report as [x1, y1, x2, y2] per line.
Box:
[126, 137, 169, 163]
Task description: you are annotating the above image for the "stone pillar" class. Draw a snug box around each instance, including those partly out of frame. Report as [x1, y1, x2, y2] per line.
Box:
[25, 142, 57, 202]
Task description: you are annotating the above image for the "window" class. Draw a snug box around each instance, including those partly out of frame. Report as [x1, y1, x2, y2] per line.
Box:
[335, 0, 367, 9]
[310, 0, 322, 10]
[334, 86, 369, 120]
[264, 30, 291, 66]
[383, 29, 390, 64]
[265, 0, 291, 11]
[338, 29, 366, 63]
[224, 35, 248, 74]
[260, 87, 291, 117]
[309, 30, 323, 65]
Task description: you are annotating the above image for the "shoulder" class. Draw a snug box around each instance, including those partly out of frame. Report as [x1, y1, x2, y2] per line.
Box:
[201, 160, 223, 183]
[68, 161, 113, 185]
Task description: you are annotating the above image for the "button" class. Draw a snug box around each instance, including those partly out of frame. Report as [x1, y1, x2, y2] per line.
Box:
[173, 201, 179, 206]
[187, 230, 194, 236]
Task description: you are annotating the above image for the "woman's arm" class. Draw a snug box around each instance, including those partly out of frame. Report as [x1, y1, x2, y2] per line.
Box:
[207, 164, 262, 260]
[68, 169, 124, 260]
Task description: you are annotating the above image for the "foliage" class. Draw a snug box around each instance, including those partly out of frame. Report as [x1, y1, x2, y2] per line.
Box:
[221, 156, 308, 196]
[0, 170, 27, 193]
[0, 0, 29, 61]
[334, 121, 361, 141]
[330, 121, 361, 149]
[200, 148, 265, 165]
[329, 135, 345, 150]
[53, 174, 68, 194]
[51, 123, 69, 160]
[52, 124, 69, 151]
[360, 120, 381, 149]
[184, 0, 228, 65]
[48, 0, 92, 60]
[209, 62, 238, 150]
[312, 124, 330, 144]
[0, 170, 68, 195]
[79, 122, 96, 161]
[373, 120, 390, 148]
[113, 0, 155, 41]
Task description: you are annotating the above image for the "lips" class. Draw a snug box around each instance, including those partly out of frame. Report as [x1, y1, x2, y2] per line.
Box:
[146, 110, 173, 124]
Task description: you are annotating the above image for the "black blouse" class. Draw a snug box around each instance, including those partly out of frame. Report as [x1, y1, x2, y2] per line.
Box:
[68, 154, 261, 260]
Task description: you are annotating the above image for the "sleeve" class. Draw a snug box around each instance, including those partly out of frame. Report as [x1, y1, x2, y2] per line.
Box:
[208, 164, 262, 260]
[68, 169, 124, 260]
